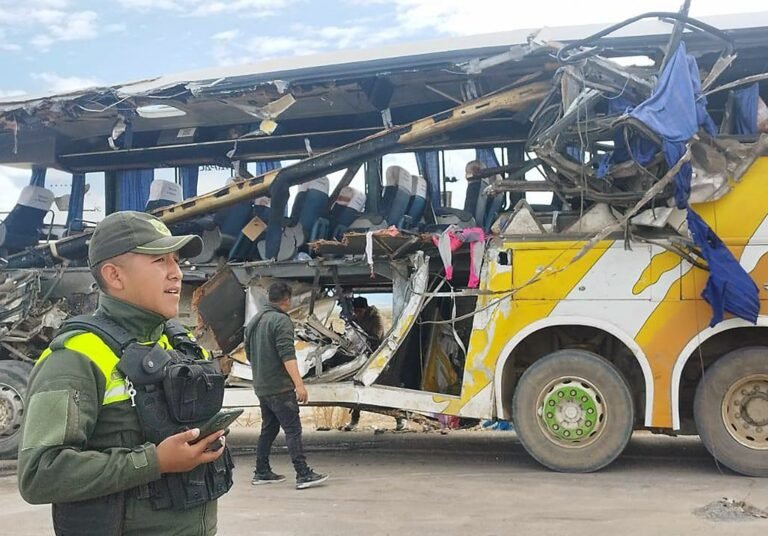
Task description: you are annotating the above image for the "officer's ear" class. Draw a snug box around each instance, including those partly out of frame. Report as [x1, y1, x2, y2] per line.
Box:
[99, 257, 127, 293]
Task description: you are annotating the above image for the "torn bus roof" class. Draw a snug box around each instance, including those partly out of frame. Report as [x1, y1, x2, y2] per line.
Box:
[2, 9, 768, 110]
[5, 10, 768, 288]
[3, 11, 768, 170]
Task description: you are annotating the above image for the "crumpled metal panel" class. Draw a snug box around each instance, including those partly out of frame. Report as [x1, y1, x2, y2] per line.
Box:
[355, 252, 430, 386]
[0, 270, 39, 329]
[193, 267, 246, 354]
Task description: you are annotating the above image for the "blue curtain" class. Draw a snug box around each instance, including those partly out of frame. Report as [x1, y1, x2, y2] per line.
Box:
[415, 150, 441, 209]
[116, 169, 154, 211]
[597, 97, 657, 179]
[66, 173, 86, 230]
[255, 160, 281, 175]
[475, 148, 499, 169]
[255, 160, 285, 260]
[30, 166, 46, 187]
[476, 148, 505, 231]
[179, 166, 199, 199]
[733, 84, 759, 135]
[255, 160, 286, 216]
[630, 43, 758, 326]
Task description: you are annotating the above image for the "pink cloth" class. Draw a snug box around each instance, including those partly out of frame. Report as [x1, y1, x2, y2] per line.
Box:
[431, 227, 485, 288]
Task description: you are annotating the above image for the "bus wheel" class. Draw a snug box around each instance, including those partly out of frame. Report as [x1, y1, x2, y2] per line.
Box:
[512, 349, 634, 472]
[694, 347, 768, 477]
[0, 361, 32, 459]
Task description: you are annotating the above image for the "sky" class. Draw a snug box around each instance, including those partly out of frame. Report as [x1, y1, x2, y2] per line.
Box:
[1, 0, 766, 219]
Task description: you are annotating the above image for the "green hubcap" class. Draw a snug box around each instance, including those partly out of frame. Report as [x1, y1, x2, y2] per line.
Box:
[537, 377, 606, 448]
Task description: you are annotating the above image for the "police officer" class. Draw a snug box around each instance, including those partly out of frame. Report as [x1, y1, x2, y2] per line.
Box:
[18, 211, 230, 535]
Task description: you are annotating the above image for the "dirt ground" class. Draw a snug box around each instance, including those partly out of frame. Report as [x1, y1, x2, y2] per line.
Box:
[2, 412, 768, 535]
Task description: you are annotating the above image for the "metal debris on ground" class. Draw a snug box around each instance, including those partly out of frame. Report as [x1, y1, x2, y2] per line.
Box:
[694, 498, 768, 522]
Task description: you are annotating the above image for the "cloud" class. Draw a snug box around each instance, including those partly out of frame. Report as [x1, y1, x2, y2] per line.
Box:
[380, 0, 768, 37]
[314, 25, 367, 48]
[213, 34, 321, 66]
[0, 2, 102, 49]
[117, 0, 294, 17]
[104, 23, 128, 34]
[117, 0, 183, 11]
[0, 28, 20, 51]
[187, 0, 290, 17]
[211, 21, 402, 66]
[212, 30, 241, 41]
[0, 89, 27, 99]
[0, 166, 26, 213]
[48, 10, 98, 41]
[32, 73, 103, 93]
[249, 36, 320, 57]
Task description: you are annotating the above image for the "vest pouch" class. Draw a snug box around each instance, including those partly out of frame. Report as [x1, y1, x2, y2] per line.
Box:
[117, 343, 180, 443]
[118, 343, 172, 386]
[164, 361, 224, 423]
[165, 464, 209, 510]
[133, 384, 181, 444]
[147, 450, 234, 511]
[53, 491, 125, 536]
[207, 447, 235, 500]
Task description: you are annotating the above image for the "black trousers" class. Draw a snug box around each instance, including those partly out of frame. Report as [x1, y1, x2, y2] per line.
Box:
[256, 390, 306, 469]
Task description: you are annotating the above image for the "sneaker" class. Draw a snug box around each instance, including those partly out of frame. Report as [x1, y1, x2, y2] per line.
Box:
[296, 470, 329, 490]
[395, 417, 407, 431]
[251, 470, 286, 485]
[342, 422, 358, 432]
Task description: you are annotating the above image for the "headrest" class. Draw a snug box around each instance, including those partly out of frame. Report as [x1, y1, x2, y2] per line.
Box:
[254, 196, 271, 208]
[385, 165, 413, 192]
[411, 175, 427, 198]
[334, 186, 366, 213]
[17, 185, 55, 211]
[148, 179, 182, 203]
[298, 176, 330, 195]
[465, 160, 485, 180]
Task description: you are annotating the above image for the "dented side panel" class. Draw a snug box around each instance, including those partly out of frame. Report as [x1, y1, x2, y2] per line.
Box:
[355, 253, 429, 386]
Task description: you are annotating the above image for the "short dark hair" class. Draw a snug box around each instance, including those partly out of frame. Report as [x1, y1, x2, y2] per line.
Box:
[352, 296, 368, 309]
[268, 282, 292, 304]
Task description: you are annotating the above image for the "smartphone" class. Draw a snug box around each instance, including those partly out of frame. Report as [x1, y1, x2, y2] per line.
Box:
[189, 408, 244, 445]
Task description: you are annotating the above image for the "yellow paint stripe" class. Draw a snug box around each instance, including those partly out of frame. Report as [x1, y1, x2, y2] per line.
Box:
[636, 157, 768, 427]
[633, 251, 680, 296]
[442, 242, 612, 415]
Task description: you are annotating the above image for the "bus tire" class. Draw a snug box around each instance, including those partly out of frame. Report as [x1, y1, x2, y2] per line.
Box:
[512, 349, 634, 473]
[694, 346, 768, 477]
[0, 360, 32, 459]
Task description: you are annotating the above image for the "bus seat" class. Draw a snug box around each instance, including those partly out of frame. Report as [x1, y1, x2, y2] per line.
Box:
[403, 174, 427, 227]
[290, 176, 329, 236]
[0, 185, 55, 252]
[464, 160, 491, 228]
[145, 179, 182, 212]
[327, 186, 366, 239]
[382, 165, 413, 227]
[253, 196, 271, 223]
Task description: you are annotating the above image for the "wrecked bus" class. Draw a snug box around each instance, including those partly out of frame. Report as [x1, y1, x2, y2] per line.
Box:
[1, 11, 768, 476]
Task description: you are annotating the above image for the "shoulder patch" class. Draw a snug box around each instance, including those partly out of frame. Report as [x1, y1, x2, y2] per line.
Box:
[21, 390, 70, 450]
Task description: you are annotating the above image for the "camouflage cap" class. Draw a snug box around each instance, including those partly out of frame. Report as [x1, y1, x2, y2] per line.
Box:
[88, 211, 203, 266]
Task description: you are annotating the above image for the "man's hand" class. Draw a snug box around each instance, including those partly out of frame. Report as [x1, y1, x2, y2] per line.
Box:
[284, 359, 308, 403]
[156, 428, 225, 474]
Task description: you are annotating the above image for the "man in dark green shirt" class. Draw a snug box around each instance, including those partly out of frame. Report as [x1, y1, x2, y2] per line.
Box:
[245, 282, 328, 489]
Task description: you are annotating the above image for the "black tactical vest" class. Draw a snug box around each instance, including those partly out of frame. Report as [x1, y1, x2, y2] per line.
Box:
[51, 313, 235, 535]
